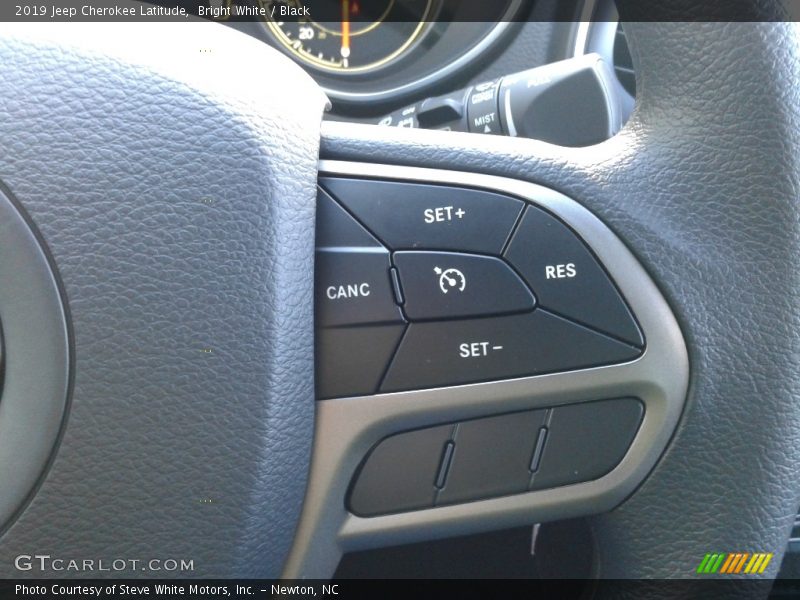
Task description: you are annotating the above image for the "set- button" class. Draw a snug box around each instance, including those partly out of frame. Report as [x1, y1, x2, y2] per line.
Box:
[381, 311, 640, 393]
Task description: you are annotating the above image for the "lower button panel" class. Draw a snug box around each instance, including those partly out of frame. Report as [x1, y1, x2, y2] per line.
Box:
[381, 310, 642, 393]
[347, 398, 644, 517]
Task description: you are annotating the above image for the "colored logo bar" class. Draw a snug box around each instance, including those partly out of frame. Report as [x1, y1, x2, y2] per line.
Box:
[697, 553, 773, 574]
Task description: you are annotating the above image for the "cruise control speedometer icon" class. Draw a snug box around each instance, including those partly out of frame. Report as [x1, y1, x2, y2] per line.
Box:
[434, 267, 466, 294]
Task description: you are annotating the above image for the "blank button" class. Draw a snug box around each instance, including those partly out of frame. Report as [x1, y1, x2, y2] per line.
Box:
[436, 410, 546, 506]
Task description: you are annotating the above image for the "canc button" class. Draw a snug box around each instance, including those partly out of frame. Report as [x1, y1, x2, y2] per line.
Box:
[316, 249, 402, 327]
[394, 251, 535, 321]
[315, 189, 403, 328]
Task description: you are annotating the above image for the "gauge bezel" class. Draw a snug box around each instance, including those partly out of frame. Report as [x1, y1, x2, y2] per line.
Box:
[251, 0, 526, 104]
[260, 0, 434, 75]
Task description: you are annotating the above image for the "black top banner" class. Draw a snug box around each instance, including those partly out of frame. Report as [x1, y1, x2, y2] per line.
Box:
[3, 0, 800, 23]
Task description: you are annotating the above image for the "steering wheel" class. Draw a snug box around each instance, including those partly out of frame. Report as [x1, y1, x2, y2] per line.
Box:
[0, 5, 798, 595]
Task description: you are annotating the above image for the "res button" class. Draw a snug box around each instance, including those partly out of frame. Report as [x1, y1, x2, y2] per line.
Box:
[505, 206, 644, 347]
[319, 177, 523, 255]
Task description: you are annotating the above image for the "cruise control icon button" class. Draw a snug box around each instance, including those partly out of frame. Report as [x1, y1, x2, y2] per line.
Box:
[394, 251, 535, 321]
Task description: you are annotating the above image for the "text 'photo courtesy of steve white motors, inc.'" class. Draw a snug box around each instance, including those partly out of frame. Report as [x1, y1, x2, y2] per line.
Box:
[13, 581, 342, 599]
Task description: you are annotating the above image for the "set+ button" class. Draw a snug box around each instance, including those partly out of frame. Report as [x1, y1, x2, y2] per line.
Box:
[319, 177, 524, 255]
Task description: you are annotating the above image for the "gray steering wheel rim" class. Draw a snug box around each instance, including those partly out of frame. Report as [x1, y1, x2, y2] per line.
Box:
[0, 21, 327, 578]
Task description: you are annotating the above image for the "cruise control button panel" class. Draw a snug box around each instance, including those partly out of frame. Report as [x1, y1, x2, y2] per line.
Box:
[301, 166, 686, 568]
[315, 178, 645, 398]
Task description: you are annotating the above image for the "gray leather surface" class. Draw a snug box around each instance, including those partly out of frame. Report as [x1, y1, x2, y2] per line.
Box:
[320, 20, 800, 585]
[0, 22, 327, 577]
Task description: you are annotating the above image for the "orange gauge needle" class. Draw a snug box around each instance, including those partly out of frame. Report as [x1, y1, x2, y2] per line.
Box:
[341, 0, 351, 67]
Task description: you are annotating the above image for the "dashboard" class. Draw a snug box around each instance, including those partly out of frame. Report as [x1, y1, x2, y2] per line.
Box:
[210, 0, 624, 120]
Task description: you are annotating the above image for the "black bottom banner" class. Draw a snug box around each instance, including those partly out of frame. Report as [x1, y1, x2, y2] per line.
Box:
[0, 579, 796, 600]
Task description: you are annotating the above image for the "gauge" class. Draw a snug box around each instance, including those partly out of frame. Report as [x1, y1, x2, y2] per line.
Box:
[260, 0, 433, 74]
